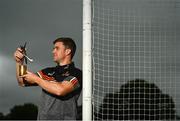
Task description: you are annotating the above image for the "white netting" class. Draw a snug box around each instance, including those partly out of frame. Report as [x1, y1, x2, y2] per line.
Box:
[92, 0, 180, 120]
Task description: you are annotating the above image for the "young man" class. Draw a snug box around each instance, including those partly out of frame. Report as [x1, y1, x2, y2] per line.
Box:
[13, 37, 82, 120]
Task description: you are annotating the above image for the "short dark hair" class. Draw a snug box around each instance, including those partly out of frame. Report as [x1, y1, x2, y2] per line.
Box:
[53, 37, 76, 59]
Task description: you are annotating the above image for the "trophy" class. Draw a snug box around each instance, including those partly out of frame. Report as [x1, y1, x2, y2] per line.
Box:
[19, 42, 33, 76]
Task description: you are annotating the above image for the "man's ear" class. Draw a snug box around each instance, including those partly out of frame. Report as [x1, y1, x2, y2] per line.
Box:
[65, 49, 71, 56]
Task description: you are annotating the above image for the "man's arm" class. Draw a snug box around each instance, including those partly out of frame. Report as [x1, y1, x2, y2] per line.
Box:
[22, 71, 76, 96]
[37, 78, 74, 96]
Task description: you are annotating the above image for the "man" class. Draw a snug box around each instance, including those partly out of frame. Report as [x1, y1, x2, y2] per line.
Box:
[13, 37, 82, 120]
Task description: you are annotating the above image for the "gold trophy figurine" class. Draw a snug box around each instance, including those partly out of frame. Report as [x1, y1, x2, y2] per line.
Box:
[19, 42, 33, 76]
[19, 64, 27, 76]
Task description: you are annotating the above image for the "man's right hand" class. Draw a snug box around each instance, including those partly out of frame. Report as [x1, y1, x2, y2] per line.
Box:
[13, 48, 24, 64]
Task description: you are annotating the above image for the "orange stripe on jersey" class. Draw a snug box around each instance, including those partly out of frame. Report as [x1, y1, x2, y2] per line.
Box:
[70, 77, 78, 86]
[38, 71, 55, 81]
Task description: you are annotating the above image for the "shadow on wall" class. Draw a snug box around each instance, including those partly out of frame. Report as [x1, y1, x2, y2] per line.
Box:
[94, 79, 177, 120]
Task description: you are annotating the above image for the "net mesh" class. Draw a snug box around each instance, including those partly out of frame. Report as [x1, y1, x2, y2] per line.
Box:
[92, 0, 180, 120]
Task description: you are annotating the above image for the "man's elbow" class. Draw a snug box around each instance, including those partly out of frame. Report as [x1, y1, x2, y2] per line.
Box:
[54, 83, 74, 96]
[56, 90, 66, 96]
[55, 87, 70, 96]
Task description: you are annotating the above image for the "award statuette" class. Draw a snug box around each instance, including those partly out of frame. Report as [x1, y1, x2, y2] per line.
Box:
[19, 64, 27, 76]
[19, 42, 33, 76]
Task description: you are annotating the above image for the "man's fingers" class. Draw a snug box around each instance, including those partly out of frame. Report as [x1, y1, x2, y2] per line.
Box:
[17, 48, 23, 52]
[15, 55, 22, 60]
[19, 75, 26, 78]
[26, 71, 31, 74]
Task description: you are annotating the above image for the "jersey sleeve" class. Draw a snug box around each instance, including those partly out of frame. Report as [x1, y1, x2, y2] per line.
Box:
[64, 76, 80, 90]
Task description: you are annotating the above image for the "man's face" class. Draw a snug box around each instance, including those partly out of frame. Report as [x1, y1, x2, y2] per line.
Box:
[52, 42, 67, 63]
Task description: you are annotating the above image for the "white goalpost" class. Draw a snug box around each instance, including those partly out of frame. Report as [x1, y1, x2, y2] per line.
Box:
[83, 0, 92, 120]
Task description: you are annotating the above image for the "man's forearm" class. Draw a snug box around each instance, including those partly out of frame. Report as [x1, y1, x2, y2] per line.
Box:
[35, 78, 64, 96]
[35, 78, 72, 96]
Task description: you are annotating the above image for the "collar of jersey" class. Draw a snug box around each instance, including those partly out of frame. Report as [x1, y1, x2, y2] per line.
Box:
[55, 62, 74, 72]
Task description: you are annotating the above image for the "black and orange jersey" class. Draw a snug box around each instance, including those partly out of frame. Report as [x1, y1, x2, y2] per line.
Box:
[36, 62, 82, 120]
[37, 62, 81, 90]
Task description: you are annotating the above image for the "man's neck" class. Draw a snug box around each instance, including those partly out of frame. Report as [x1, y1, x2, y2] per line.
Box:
[58, 60, 72, 66]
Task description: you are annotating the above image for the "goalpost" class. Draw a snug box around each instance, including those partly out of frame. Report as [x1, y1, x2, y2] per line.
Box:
[83, 0, 180, 120]
[83, 0, 92, 120]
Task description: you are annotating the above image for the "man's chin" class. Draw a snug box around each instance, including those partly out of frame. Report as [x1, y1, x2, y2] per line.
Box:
[53, 60, 59, 64]
[53, 59, 57, 63]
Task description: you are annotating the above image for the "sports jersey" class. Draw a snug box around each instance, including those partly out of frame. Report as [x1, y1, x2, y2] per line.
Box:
[36, 62, 82, 120]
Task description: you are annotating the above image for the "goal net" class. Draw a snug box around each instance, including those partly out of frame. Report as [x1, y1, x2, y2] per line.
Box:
[92, 0, 180, 120]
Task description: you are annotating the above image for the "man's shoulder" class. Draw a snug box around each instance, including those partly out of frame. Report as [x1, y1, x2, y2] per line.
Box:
[71, 67, 82, 83]
[72, 67, 82, 77]
[74, 67, 82, 73]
